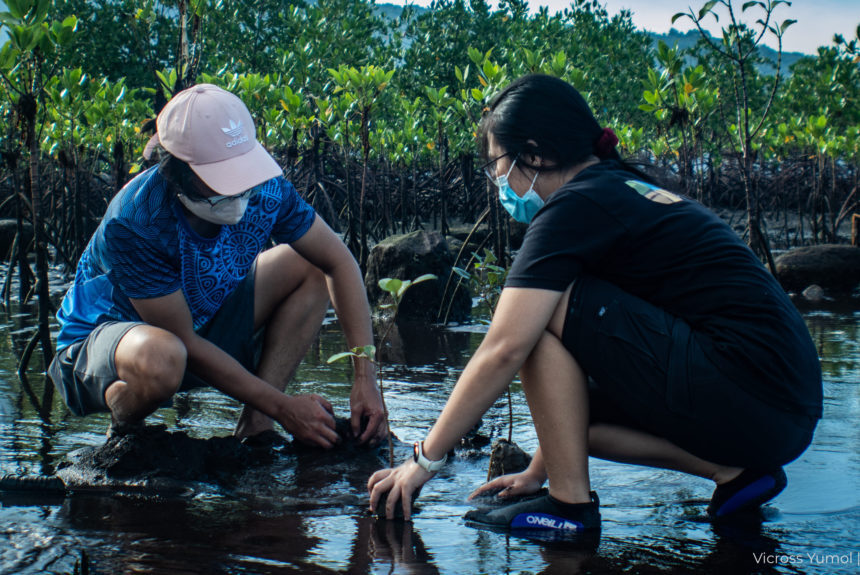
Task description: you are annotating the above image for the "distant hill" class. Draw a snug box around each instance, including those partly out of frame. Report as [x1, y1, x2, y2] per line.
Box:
[375, 3, 809, 75]
[650, 28, 807, 75]
[376, 2, 412, 21]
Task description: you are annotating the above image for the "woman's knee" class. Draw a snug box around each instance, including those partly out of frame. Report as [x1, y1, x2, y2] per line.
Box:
[116, 326, 186, 400]
[520, 329, 583, 389]
[519, 284, 577, 381]
[547, 283, 574, 340]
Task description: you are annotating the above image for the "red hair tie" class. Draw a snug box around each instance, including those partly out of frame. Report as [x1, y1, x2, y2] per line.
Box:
[595, 127, 618, 159]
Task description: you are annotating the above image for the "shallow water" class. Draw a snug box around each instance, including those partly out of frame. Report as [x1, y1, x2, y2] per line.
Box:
[0, 301, 858, 575]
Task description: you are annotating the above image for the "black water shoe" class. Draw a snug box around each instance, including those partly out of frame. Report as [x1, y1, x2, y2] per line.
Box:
[465, 491, 600, 536]
[707, 468, 787, 520]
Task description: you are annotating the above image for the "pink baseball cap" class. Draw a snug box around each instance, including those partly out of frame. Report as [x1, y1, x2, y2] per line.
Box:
[143, 84, 282, 196]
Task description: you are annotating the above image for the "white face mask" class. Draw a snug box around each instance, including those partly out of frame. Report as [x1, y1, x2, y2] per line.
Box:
[177, 192, 250, 226]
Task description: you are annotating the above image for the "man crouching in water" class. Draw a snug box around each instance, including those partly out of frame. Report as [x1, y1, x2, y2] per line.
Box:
[49, 84, 386, 448]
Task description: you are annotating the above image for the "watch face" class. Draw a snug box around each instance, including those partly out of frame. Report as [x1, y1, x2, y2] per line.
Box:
[413, 442, 420, 462]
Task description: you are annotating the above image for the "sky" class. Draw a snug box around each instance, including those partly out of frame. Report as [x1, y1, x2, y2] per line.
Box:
[387, 0, 860, 55]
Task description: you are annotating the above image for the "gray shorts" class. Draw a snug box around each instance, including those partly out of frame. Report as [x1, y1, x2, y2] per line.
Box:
[49, 262, 260, 416]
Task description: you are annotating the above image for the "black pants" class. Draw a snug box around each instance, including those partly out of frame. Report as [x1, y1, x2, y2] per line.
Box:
[561, 275, 817, 469]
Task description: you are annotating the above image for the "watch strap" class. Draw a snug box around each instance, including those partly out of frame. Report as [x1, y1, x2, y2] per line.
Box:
[413, 441, 447, 472]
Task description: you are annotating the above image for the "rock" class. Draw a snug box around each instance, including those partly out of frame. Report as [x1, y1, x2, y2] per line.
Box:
[0, 218, 33, 260]
[486, 438, 532, 481]
[445, 236, 464, 259]
[446, 223, 490, 246]
[365, 230, 471, 323]
[801, 284, 830, 303]
[4, 420, 401, 505]
[374, 487, 421, 521]
[775, 244, 860, 295]
[446, 218, 527, 258]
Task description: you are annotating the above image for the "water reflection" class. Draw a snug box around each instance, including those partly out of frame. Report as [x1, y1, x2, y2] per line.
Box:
[0, 302, 858, 574]
[349, 517, 440, 574]
[60, 495, 330, 574]
[376, 321, 476, 367]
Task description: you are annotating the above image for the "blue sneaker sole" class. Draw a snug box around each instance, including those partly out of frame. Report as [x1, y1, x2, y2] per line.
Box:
[464, 516, 601, 546]
[710, 469, 787, 519]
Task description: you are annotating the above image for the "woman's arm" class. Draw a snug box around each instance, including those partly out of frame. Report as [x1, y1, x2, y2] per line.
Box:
[368, 286, 564, 519]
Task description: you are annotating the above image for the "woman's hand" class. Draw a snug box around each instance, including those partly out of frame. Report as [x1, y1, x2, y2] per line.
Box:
[468, 469, 545, 501]
[368, 461, 435, 520]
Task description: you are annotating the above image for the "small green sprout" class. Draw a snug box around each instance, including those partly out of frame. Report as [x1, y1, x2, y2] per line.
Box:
[328, 274, 437, 467]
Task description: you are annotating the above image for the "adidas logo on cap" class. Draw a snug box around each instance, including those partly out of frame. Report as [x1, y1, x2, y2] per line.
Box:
[221, 119, 248, 148]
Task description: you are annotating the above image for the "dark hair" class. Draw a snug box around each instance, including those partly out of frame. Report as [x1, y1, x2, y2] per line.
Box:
[158, 152, 198, 196]
[480, 74, 651, 182]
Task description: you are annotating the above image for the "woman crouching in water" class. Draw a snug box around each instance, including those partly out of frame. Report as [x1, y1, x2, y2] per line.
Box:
[367, 74, 822, 537]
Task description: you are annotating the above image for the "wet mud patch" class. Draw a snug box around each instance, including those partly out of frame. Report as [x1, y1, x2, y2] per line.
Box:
[2, 418, 400, 503]
[54, 424, 272, 494]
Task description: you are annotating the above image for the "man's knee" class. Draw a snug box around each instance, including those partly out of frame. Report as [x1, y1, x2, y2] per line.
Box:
[116, 326, 186, 401]
[257, 245, 328, 302]
[303, 265, 328, 300]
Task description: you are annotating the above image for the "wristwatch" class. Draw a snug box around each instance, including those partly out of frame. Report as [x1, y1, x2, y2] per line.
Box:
[412, 441, 447, 472]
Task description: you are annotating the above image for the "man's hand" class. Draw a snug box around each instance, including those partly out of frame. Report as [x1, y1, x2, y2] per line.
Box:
[350, 375, 387, 444]
[291, 218, 385, 445]
[278, 393, 340, 448]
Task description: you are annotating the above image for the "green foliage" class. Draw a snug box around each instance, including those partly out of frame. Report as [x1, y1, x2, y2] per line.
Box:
[378, 274, 437, 310]
[453, 249, 507, 321]
[0, 0, 853, 262]
[639, 40, 719, 198]
[327, 345, 376, 365]
[327, 273, 437, 364]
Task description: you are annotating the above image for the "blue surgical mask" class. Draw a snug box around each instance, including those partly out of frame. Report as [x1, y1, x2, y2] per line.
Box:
[489, 157, 543, 224]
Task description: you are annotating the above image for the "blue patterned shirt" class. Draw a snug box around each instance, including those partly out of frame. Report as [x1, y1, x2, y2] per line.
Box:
[56, 166, 316, 350]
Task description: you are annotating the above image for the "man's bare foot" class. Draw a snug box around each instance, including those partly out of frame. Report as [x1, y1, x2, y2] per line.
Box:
[234, 407, 274, 440]
[107, 417, 145, 439]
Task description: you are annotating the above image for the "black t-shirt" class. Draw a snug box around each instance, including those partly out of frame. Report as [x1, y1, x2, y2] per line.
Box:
[506, 160, 822, 418]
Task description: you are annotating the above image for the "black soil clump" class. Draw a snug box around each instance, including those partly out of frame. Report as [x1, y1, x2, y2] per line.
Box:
[59, 424, 274, 486]
[56, 417, 389, 492]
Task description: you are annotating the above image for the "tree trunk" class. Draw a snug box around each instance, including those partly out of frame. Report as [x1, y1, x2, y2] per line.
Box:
[24, 95, 55, 410]
[852, 213, 859, 247]
[359, 156, 369, 270]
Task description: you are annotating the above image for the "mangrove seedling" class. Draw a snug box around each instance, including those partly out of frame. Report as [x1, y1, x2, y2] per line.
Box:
[328, 273, 437, 467]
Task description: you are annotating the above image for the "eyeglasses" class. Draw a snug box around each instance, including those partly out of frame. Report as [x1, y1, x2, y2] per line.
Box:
[482, 152, 516, 183]
[183, 185, 259, 207]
